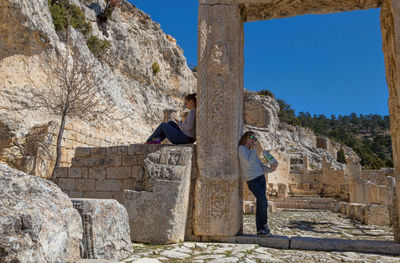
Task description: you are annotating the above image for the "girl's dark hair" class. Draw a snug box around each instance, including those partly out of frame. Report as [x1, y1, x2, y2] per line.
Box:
[238, 131, 255, 146]
[185, 93, 196, 105]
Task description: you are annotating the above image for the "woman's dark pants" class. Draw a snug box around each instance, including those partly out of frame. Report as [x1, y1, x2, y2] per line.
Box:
[146, 121, 194, 144]
[247, 175, 268, 232]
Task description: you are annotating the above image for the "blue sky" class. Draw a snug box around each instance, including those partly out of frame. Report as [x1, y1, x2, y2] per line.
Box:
[130, 1, 389, 117]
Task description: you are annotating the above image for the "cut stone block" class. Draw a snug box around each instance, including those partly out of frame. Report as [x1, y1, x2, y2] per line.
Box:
[71, 198, 132, 260]
[365, 205, 390, 225]
[290, 236, 400, 255]
[123, 146, 193, 244]
[346, 203, 366, 223]
[75, 147, 92, 158]
[53, 167, 69, 178]
[277, 183, 288, 198]
[200, 234, 289, 249]
[106, 167, 131, 179]
[96, 179, 121, 192]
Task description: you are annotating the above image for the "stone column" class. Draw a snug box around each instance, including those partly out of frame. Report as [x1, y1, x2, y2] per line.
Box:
[381, 0, 400, 241]
[195, 1, 244, 236]
[347, 157, 361, 204]
[303, 155, 309, 175]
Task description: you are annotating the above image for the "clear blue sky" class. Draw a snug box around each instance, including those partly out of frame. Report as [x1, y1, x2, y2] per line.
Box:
[129, 1, 389, 117]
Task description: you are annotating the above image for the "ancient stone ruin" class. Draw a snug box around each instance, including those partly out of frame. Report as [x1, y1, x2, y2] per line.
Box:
[197, 0, 400, 243]
[3, 0, 400, 261]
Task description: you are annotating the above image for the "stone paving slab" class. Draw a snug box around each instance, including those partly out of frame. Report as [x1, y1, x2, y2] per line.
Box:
[291, 236, 400, 256]
[201, 234, 290, 249]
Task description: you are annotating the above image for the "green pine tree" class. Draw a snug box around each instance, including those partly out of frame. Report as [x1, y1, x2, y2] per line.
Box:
[337, 147, 347, 164]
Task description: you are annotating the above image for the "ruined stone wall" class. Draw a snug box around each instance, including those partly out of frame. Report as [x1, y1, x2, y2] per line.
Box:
[54, 144, 196, 203]
[351, 170, 395, 206]
[54, 144, 198, 243]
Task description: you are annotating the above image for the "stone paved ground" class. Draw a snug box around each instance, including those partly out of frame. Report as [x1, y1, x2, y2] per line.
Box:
[244, 209, 394, 240]
[119, 209, 399, 262]
[122, 242, 400, 262]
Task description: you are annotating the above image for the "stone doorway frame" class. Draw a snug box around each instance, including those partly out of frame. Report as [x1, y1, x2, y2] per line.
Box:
[196, 0, 400, 242]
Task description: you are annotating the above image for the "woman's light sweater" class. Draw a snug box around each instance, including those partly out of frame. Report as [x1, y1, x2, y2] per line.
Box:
[238, 145, 272, 181]
[178, 109, 196, 139]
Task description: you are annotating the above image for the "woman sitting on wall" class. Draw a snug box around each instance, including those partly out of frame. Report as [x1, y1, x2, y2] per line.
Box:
[145, 93, 196, 144]
[238, 131, 278, 236]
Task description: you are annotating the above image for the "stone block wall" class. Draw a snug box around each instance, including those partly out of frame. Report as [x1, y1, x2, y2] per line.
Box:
[54, 144, 198, 243]
[56, 122, 130, 167]
[54, 144, 197, 204]
[351, 175, 395, 207]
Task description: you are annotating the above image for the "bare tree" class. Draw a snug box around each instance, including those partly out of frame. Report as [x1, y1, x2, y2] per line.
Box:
[10, 27, 121, 178]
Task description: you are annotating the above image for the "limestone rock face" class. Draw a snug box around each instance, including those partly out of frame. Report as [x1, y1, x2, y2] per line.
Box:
[243, 92, 353, 170]
[123, 146, 192, 244]
[71, 198, 132, 260]
[244, 91, 279, 130]
[0, 0, 196, 177]
[0, 164, 82, 263]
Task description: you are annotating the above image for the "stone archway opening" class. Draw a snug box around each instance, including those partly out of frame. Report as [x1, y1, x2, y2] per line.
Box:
[240, 9, 394, 241]
[196, 0, 400, 246]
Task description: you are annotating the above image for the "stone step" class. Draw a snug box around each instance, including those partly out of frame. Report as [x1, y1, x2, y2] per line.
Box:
[270, 196, 336, 210]
[200, 235, 400, 256]
[290, 236, 400, 256]
[271, 196, 334, 201]
[270, 197, 335, 203]
[273, 201, 331, 210]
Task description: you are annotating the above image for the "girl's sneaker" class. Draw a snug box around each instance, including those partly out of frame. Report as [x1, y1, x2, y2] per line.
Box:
[257, 228, 272, 237]
[146, 138, 161, 144]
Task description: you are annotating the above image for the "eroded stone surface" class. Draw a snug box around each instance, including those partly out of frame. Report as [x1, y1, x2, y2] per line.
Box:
[0, 164, 82, 263]
[123, 146, 192, 244]
[71, 198, 132, 260]
[381, 0, 400, 242]
[196, 1, 244, 237]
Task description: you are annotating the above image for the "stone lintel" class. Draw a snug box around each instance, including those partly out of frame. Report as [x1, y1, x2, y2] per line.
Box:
[291, 236, 400, 256]
[200, 0, 240, 5]
[201, 0, 382, 22]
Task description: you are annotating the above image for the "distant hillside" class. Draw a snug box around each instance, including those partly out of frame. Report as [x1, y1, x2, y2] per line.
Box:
[257, 89, 393, 169]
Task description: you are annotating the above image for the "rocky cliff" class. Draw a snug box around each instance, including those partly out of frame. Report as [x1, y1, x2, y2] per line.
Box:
[243, 91, 356, 170]
[0, 0, 355, 178]
[0, 0, 196, 177]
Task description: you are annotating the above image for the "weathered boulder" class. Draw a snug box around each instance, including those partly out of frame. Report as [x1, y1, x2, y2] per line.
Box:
[71, 198, 132, 260]
[0, 164, 82, 263]
[123, 146, 192, 244]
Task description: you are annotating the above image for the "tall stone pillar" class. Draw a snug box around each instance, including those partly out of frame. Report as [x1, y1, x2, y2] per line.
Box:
[195, 1, 244, 236]
[303, 155, 309, 175]
[381, 0, 400, 241]
[347, 158, 361, 204]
